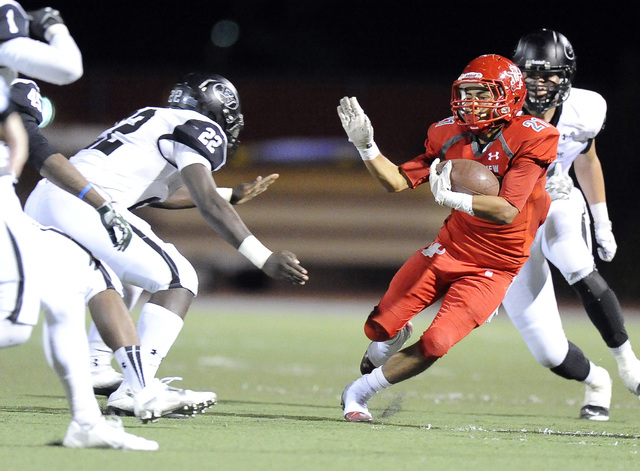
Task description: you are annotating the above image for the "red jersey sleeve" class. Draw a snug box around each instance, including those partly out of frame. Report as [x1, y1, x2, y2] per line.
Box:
[499, 116, 559, 211]
[399, 120, 452, 188]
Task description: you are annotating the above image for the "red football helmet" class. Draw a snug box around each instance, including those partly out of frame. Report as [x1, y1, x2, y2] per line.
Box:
[451, 54, 526, 133]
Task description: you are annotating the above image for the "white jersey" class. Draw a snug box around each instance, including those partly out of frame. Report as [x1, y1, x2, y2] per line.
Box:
[501, 87, 606, 372]
[0, 1, 82, 85]
[550, 88, 606, 177]
[70, 107, 228, 209]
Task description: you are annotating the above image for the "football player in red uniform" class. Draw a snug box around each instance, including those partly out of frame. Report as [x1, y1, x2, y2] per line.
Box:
[338, 54, 610, 422]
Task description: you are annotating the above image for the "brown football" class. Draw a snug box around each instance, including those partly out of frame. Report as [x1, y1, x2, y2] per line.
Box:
[435, 159, 500, 196]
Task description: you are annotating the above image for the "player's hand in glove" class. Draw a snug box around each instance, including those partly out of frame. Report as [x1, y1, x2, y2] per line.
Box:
[545, 163, 574, 201]
[594, 221, 617, 262]
[337, 97, 380, 160]
[262, 251, 309, 285]
[96, 202, 133, 251]
[428, 158, 475, 215]
[231, 173, 279, 205]
[27, 7, 67, 43]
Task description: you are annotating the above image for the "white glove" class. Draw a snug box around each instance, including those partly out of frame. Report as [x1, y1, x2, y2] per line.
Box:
[545, 163, 573, 201]
[589, 202, 617, 261]
[429, 159, 474, 215]
[97, 202, 133, 251]
[337, 97, 380, 160]
[594, 221, 617, 261]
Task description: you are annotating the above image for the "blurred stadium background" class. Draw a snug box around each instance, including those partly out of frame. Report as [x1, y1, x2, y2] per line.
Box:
[13, 1, 639, 303]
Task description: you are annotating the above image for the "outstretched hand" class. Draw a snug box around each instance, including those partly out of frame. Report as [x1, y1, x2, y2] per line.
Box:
[231, 173, 279, 205]
[262, 250, 309, 285]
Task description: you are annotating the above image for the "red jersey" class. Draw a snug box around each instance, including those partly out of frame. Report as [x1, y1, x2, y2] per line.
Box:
[399, 115, 559, 273]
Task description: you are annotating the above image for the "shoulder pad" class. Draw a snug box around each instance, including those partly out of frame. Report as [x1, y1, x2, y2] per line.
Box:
[10, 79, 43, 123]
[563, 88, 606, 137]
[172, 119, 227, 171]
[0, 2, 30, 42]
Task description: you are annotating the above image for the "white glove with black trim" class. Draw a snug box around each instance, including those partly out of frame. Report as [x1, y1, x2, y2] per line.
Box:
[545, 163, 573, 201]
[337, 97, 380, 160]
[97, 202, 133, 251]
[28, 7, 68, 43]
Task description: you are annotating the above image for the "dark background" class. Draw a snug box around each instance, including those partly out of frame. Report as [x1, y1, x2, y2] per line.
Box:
[16, 1, 640, 301]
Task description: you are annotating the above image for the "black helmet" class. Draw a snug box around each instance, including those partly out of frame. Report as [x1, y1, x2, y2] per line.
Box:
[512, 29, 576, 113]
[168, 73, 244, 156]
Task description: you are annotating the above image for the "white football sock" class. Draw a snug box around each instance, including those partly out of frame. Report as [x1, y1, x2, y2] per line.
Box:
[610, 340, 639, 367]
[364, 367, 392, 392]
[114, 346, 146, 392]
[136, 303, 184, 379]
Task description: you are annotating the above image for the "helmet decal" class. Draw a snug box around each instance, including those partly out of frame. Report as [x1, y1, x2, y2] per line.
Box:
[213, 83, 239, 110]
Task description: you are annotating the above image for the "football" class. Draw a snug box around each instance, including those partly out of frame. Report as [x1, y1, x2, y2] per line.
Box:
[435, 159, 500, 196]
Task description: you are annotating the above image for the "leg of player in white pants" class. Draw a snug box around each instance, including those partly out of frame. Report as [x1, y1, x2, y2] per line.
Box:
[503, 226, 612, 420]
[542, 189, 640, 395]
[26, 179, 215, 415]
[1, 189, 157, 449]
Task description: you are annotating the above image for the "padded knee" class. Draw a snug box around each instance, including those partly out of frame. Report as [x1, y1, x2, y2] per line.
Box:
[418, 327, 453, 359]
[571, 271, 627, 348]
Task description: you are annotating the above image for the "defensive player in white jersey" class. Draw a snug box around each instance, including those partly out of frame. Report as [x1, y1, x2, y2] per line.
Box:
[25, 73, 309, 416]
[502, 29, 640, 420]
[0, 76, 161, 450]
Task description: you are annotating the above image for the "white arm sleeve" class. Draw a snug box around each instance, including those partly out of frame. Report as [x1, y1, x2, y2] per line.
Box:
[0, 33, 82, 85]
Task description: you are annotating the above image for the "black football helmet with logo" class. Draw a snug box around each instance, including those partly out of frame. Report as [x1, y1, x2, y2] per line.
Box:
[168, 73, 244, 156]
[512, 29, 577, 114]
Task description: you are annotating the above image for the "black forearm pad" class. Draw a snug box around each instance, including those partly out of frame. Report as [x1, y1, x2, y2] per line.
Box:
[21, 114, 58, 172]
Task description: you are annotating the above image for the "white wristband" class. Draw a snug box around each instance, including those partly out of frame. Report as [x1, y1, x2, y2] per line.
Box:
[238, 235, 273, 269]
[358, 142, 380, 161]
[441, 190, 475, 216]
[589, 202, 610, 225]
[216, 187, 233, 202]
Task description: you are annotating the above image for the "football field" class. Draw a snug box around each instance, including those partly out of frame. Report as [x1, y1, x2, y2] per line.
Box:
[1, 294, 639, 470]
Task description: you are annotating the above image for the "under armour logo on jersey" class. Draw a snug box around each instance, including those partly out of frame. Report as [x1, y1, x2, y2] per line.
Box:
[487, 152, 500, 161]
[422, 242, 446, 258]
[121, 362, 127, 369]
[150, 349, 158, 356]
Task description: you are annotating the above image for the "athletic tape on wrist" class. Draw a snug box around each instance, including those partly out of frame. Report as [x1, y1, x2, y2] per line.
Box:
[589, 202, 610, 225]
[359, 142, 380, 161]
[216, 187, 233, 202]
[238, 235, 273, 269]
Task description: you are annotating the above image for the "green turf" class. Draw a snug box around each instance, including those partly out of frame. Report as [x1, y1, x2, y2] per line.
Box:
[1, 295, 639, 471]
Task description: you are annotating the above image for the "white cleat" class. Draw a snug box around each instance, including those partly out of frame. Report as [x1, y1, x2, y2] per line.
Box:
[360, 322, 413, 374]
[106, 377, 216, 422]
[92, 367, 124, 397]
[618, 359, 640, 396]
[62, 416, 158, 451]
[580, 366, 612, 421]
[341, 380, 374, 423]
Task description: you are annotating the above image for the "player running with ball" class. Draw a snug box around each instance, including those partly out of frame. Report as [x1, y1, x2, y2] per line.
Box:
[337, 54, 610, 422]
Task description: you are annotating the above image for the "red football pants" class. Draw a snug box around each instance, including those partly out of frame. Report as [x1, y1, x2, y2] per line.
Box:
[365, 242, 515, 358]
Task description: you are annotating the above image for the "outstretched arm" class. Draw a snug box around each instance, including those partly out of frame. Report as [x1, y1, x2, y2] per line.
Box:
[181, 163, 308, 285]
[337, 96, 410, 192]
[153, 173, 280, 209]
